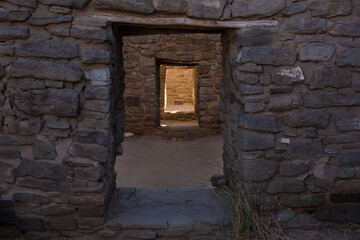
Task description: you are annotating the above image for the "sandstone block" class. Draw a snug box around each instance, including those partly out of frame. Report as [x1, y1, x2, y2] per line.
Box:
[38, 0, 90, 8]
[72, 130, 108, 146]
[235, 129, 275, 151]
[68, 143, 107, 163]
[282, 2, 307, 16]
[13, 193, 51, 204]
[238, 63, 263, 73]
[4, 0, 36, 7]
[231, 0, 286, 18]
[11, 89, 79, 117]
[244, 103, 266, 113]
[46, 121, 70, 130]
[0, 149, 21, 159]
[47, 216, 77, 230]
[339, 152, 360, 167]
[237, 48, 297, 66]
[29, 15, 72, 25]
[153, 0, 188, 14]
[309, 0, 352, 18]
[280, 161, 310, 176]
[271, 66, 305, 85]
[32, 140, 57, 160]
[235, 159, 276, 182]
[82, 49, 110, 64]
[268, 95, 299, 111]
[78, 206, 106, 217]
[0, 10, 30, 21]
[310, 68, 351, 89]
[84, 88, 109, 100]
[188, 0, 226, 19]
[239, 85, 264, 95]
[334, 112, 360, 132]
[0, 135, 31, 146]
[287, 18, 327, 34]
[315, 205, 360, 223]
[18, 178, 69, 192]
[0, 27, 29, 41]
[236, 28, 273, 47]
[302, 91, 360, 108]
[238, 113, 282, 133]
[85, 69, 110, 87]
[20, 82, 46, 91]
[337, 49, 360, 67]
[18, 217, 46, 231]
[95, 0, 155, 14]
[18, 121, 43, 136]
[70, 28, 109, 41]
[287, 110, 331, 129]
[287, 140, 322, 159]
[322, 133, 360, 145]
[10, 58, 82, 82]
[40, 207, 76, 216]
[14, 159, 65, 180]
[329, 21, 360, 37]
[299, 43, 335, 62]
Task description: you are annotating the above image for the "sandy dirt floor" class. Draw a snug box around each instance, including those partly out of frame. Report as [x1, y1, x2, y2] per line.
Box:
[115, 135, 223, 189]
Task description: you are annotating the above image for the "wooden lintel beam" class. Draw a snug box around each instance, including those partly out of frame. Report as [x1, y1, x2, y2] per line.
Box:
[92, 12, 278, 29]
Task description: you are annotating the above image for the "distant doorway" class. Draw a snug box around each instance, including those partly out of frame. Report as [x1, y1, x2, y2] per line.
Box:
[159, 64, 198, 127]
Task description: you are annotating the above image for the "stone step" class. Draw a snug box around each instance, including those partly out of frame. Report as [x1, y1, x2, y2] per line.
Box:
[105, 188, 230, 239]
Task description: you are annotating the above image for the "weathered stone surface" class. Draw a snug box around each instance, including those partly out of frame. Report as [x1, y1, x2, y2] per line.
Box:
[282, 2, 307, 16]
[287, 110, 330, 129]
[72, 130, 108, 146]
[237, 48, 297, 66]
[287, 18, 327, 34]
[244, 103, 266, 113]
[0, 10, 30, 21]
[280, 161, 310, 176]
[38, 0, 90, 8]
[267, 180, 285, 194]
[17, 39, 79, 59]
[74, 166, 104, 181]
[236, 28, 273, 47]
[13, 193, 51, 204]
[0, 135, 31, 146]
[287, 141, 322, 159]
[0, 27, 29, 40]
[322, 133, 360, 145]
[286, 213, 322, 229]
[29, 15, 72, 25]
[18, 217, 46, 231]
[314, 164, 355, 181]
[235, 159, 276, 182]
[238, 63, 263, 73]
[310, 68, 351, 89]
[0, 45, 13, 56]
[82, 49, 110, 64]
[18, 178, 69, 192]
[337, 49, 360, 67]
[329, 21, 360, 37]
[41, 207, 75, 216]
[83, 100, 110, 113]
[84, 88, 109, 100]
[18, 121, 43, 136]
[85, 69, 110, 87]
[341, 40, 360, 48]
[68, 143, 107, 163]
[239, 85, 264, 95]
[271, 66, 305, 85]
[334, 180, 360, 194]
[97, 229, 117, 238]
[299, 43, 335, 62]
[309, 0, 352, 18]
[303, 91, 360, 108]
[50, 6, 72, 14]
[48, 28, 70, 37]
[315, 205, 360, 223]
[268, 95, 299, 111]
[95, 0, 155, 14]
[268, 179, 306, 194]
[14, 159, 65, 180]
[231, 0, 286, 18]
[20, 82, 46, 91]
[339, 152, 360, 167]
[153, 0, 188, 14]
[356, 4, 360, 16]
[69, 195, 105, 205]
[0, 149, 21, 159]
[47, 216, 77, 230]
[235, 129, 275, 151]
[187, 0, 226, 19]
[25, 231, 62, 240]
[4, 0, 36, 7]
[334, 112, 360, 131]
[280, 194, 325, 208]
[33, 140, 57, 160]
[238, 114, 281, 133]
[79, 206, 106, 217]
[11, 89, 79, 117]
[70, 28, 109, 41]
[10, 58, 82, 82]
[46, 121, 70, 130]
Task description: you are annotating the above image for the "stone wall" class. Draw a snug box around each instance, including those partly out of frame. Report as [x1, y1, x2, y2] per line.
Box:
[0, 0, 359, 238]
[122, 33, 222, 134]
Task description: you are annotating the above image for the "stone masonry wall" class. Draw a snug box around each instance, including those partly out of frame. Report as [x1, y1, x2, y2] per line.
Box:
[123, 33, 222, 135]
[0, 0, 360, 238]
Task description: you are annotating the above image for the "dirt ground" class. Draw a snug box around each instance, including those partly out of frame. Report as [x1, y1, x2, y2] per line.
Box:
[115, 135, 223, 189]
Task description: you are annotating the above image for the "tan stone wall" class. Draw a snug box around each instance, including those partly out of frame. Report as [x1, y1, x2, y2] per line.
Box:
[123, 33, 222, 134]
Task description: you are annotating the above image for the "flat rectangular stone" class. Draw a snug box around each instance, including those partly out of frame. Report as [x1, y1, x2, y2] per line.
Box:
[68, 143, 108, 163]
[95, 0, 155, 14]
[38, 0, 90, 8]
[0, 27, 29, 41]
[237, 48, 297, 66]
[29, 15, 72, 25]
[303, 91, 360, 108]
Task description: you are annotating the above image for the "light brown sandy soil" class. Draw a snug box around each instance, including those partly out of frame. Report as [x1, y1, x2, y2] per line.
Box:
[115, 135, 223, 189]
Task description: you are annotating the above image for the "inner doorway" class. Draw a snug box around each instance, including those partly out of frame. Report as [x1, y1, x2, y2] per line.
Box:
[115, 30, 223, 189]
[160, 64, 198, 127]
